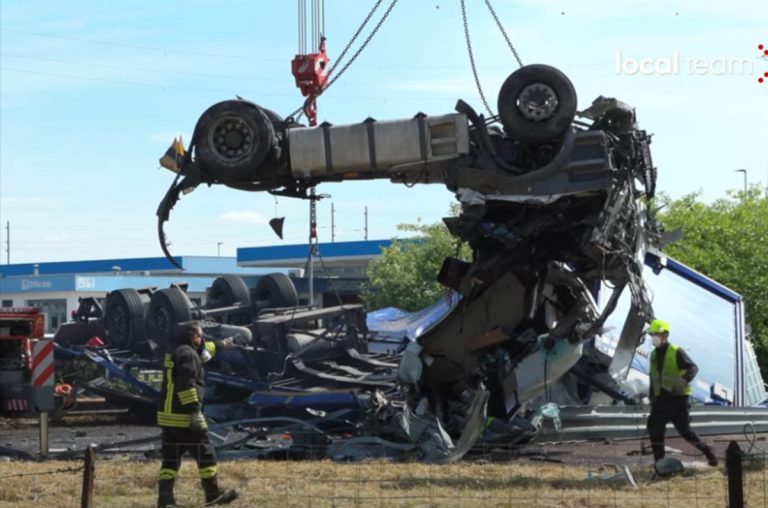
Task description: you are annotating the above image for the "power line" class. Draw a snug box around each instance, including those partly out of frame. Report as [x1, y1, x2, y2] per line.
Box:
[0, 67, 295, 95]
[0, 67, 484, 101]
[0, 27, 282, 62]
[0, 27, 524, 71]
[0, 52, 401, 87]
[0, 52, 287, 82]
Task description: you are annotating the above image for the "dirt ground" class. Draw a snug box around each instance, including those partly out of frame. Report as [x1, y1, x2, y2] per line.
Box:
[0, 412, 757, 467]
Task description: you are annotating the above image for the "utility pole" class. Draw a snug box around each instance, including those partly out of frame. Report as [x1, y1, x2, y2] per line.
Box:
[331, 203, 335, 243]
[5, 221, 8, 264]
[735, 169, 747, 198]
[364, 206, 368, 241]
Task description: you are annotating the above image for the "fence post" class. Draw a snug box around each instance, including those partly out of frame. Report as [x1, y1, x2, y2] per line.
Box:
[726, 440, 743, 508]
[39, 411, 49, 457]
[81, 446, 96, 508]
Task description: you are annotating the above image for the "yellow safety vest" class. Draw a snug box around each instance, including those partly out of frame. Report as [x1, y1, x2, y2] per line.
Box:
[650, 344, 693, 397]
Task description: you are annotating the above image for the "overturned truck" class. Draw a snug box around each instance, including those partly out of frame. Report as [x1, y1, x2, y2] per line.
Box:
[145, 64, 676, 460]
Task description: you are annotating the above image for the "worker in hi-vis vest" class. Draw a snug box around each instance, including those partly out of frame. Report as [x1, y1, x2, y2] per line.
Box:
[157, 322, 240, 507]
[646, 319, 718, 466]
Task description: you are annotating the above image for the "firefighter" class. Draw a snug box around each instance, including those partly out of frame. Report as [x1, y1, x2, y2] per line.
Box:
[157, 322, 240, 507]
[646, 319, 718, 467]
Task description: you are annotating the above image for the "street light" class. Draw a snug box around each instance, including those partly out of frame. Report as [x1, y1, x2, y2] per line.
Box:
[735, 169, 747, 197]
[217, 241, 223, 257]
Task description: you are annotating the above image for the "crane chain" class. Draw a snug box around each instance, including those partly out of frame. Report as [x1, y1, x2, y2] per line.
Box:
[328, 0, 385, 81]
[484, 0, 523, 68]
[461, 0, 494, 118]
[287, 0, 399, 121]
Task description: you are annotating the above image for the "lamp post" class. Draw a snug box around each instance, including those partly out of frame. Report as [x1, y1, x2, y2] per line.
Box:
[735, 169, 747, 197]
[217, 242, 223, 257]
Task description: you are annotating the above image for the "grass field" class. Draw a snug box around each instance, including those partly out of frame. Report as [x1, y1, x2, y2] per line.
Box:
[1, 456, 766, 507]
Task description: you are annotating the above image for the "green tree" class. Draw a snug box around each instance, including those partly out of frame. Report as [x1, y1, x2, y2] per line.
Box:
[362, 216, 471, 312]
[657, 188, 768, 379]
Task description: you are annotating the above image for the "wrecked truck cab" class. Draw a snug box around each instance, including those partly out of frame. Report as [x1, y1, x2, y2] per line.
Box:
[157, 64, 660, 459]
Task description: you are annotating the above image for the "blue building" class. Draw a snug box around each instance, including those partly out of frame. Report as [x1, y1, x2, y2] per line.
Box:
[0, 240, 392, 333]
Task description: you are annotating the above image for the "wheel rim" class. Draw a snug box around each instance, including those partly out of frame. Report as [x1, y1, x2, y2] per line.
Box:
[109, 306, 129, 338]
[209, 115, 255, 163]
[517, 83, 559, 122]
[154, 307, 173, 338]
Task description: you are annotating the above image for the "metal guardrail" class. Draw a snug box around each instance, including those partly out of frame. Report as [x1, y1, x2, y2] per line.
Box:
[536, 405, 768, 441]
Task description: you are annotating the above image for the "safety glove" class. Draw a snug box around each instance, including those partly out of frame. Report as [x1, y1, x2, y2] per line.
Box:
[190, 411, 208, 432]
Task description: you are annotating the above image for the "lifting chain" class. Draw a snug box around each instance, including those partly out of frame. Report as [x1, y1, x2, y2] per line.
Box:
[309, 186, 319, 255]
[287, 0, 400, 121]
[484, 0, 523, 68]
[460, 0, 494, 118]
[461, 0, 524, 118]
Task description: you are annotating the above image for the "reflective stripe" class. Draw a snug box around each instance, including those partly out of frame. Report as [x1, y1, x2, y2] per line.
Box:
[199, 465, 218, 479]
[177, 387, 199, 405]
[163, 354, 175, 414]
[157, 411, 192, 428]
[205, 341, 216, 357]
[158, 468, 177, 480]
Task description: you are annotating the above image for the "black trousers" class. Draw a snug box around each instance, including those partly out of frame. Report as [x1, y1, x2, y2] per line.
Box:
[159, 427, 217, 478]
[647, 396, 705, 461]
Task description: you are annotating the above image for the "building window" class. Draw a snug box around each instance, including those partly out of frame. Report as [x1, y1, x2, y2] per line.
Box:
[1, 299, 12, 307]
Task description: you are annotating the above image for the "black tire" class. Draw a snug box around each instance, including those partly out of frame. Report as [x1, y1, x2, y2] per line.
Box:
[254, 273, 298, 308]
[194, 100, 276, 183]
[146, 287, 193, 348]
[208, 275, 251, 325]
[497, 64, 577, 144]
[105, 289, 147, 349]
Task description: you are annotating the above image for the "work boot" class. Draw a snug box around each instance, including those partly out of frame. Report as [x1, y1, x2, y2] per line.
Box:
[697, 443, 718, 466]
[157, 479, 179, 508]
[651, 443, 665, 462]
[201, 476, 240, 506]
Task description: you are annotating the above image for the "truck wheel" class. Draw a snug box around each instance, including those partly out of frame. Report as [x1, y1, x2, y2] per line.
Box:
[497, 64, 577, 144]
[254, 273, 298, 308]
[208, 275, 251, 325]
[194, 100, 276, 183]
[105, 289, 147, 349]
[146, 287, 193, 348]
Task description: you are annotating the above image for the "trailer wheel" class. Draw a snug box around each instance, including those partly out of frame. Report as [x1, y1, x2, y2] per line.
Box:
[497, 64, 577, 144]
[194, 100, 276, 183]
[255, 273, 298, 308]
[105, 289, 147, 349]
[208, 275, 251, 325]
[146, 287, 193, 348]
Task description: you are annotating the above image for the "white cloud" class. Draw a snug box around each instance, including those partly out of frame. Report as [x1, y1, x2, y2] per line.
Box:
[217, 211, 268, 224]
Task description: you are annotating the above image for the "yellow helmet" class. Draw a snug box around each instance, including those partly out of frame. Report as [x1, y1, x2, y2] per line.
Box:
[648, 319, 671, 334]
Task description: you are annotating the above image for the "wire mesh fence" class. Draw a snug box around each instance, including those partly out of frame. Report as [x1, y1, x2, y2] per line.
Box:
[0, 438, 765, 507]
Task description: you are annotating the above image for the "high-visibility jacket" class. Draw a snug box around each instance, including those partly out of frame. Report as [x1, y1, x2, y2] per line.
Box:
[650, 343, 693, 398]
[157, 341, 216, 428]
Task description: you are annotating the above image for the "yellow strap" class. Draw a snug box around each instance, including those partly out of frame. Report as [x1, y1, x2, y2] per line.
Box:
[157, 411, 192, 428]
[199, 465, 218, 479]
[158, 468, 177, 480]
[163, 354, 175, 414]
[177, 387, 199, 405]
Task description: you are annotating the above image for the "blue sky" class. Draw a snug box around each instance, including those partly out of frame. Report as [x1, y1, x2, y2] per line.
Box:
[0, 0, 766, 263]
